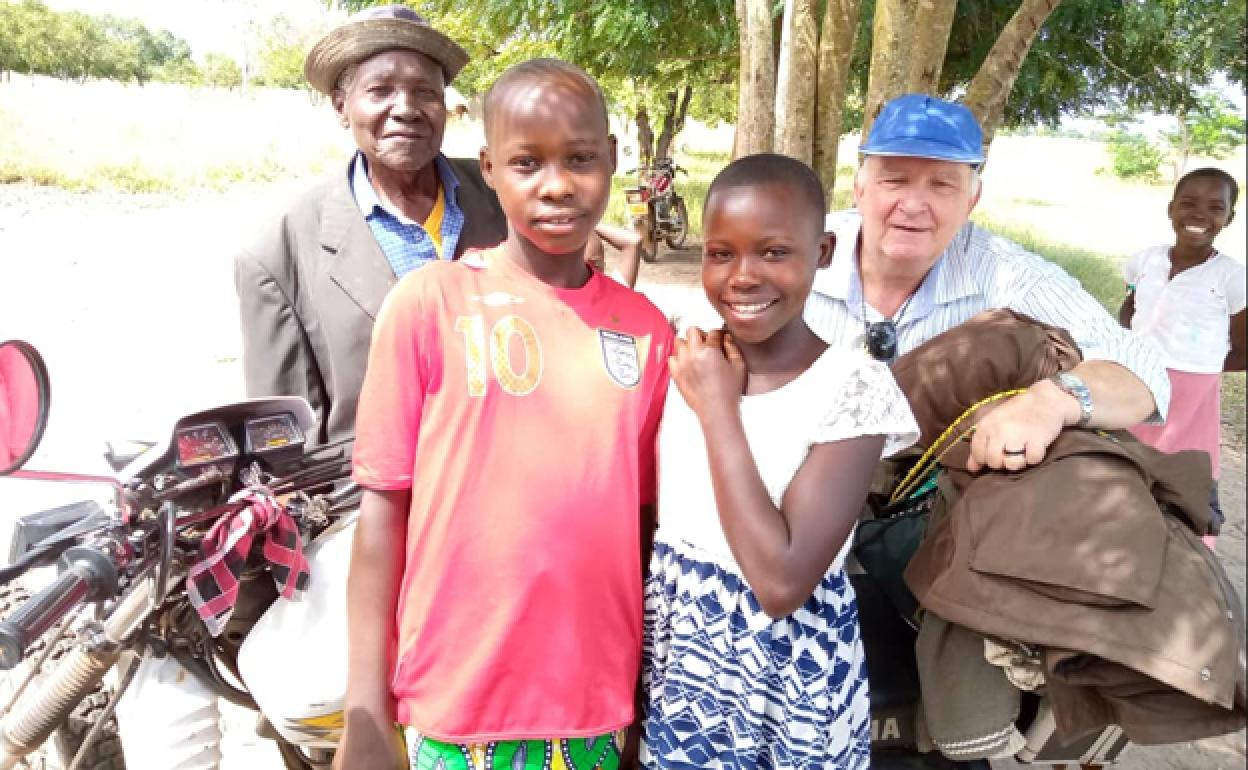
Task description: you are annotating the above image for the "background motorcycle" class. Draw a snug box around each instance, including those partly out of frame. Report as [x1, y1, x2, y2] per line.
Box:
[624, 158, 689, 263]
[0, 339, 355, 770]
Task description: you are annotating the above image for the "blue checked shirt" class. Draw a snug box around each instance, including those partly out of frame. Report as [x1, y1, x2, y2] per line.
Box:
[803, 210, 1170, 420]
[350, 153, 466, 278]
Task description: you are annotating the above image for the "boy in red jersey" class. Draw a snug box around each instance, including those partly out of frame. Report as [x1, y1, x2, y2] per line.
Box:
[335, 59, 672, 769]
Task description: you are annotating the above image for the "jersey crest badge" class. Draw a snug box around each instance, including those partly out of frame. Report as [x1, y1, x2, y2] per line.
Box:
[599, 329, 641, 388]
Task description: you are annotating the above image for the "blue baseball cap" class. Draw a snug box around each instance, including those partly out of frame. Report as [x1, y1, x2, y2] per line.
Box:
[859, 94, 985, 166]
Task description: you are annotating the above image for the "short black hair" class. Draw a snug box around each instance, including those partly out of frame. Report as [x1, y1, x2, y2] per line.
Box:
[1174, 167, 1239, 209]
[705, 153, 826, 235]
[483, 58, 609, 141]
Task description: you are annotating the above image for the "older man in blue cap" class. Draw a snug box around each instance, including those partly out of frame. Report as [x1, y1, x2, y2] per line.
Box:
[805, 94, 1168, 470]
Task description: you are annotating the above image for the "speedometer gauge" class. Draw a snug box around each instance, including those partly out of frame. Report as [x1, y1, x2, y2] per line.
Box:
[175, 422, 239, 469]
[243, 413, 305, 456]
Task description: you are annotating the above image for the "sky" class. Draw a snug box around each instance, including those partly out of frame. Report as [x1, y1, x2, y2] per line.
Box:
[45, 0, 344, 61]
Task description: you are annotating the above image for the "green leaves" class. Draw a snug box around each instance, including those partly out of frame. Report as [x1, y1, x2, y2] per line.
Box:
[333, 0, 737, 125]
[1106, 130, 1164, 183]
[0, 0, 196, 84]
[1164, 92, 1246, 165]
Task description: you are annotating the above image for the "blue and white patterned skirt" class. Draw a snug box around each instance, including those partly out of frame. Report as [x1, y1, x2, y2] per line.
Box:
[641, 537, 870, 770]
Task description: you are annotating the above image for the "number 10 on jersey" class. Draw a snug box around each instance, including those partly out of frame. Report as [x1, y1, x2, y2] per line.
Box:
[455, 314, 545, 397]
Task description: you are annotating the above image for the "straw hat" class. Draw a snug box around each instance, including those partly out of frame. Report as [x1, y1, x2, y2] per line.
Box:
[304, 6, 469, 95]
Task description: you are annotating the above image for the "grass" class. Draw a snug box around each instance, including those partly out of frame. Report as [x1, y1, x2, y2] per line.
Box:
[0, 76, 350, 194]
[973, 214, 1128, 311]
[1225, 374, 1247, 446]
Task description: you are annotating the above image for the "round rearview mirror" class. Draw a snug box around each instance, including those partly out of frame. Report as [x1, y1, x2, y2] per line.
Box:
[0, 340, 50, 475]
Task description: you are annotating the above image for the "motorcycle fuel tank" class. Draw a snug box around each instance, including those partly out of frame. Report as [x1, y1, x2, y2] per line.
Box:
[237, 513, 356, 749]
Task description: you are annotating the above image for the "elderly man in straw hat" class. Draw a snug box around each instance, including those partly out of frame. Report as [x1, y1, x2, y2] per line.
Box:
[235, 6, 507, 446]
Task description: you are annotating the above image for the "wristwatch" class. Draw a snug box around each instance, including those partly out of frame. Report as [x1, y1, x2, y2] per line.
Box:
[1049, 372, 1093, 428]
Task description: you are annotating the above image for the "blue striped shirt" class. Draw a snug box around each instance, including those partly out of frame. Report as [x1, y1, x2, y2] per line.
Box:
[350, 153, 466, 278]
[803, 210, 1170, 418]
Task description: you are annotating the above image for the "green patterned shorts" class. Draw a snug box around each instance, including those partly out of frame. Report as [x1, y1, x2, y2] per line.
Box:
[402, 727, 626, 770]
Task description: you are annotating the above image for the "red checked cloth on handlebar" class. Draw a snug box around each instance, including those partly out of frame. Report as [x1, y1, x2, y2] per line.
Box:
[187, 488, 310, 637]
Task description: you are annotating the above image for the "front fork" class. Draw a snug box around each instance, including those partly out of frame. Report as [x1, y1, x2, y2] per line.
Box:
[0, 573, 151, 769]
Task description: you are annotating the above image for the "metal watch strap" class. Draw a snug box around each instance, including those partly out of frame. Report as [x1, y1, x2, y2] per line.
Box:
[1050, 372, 1092, 428]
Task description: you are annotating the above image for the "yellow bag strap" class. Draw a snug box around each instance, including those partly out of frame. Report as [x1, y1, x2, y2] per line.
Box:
[889, 389, 1028, 505]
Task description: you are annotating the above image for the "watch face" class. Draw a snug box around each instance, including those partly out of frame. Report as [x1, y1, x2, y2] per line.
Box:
[1053, 373, 1093, 425]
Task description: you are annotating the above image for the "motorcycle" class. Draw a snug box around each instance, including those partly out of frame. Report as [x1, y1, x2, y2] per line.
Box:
[0, 339, 356, 770]
[624, 158, 690, 263]
[0, 338, 1131, 769]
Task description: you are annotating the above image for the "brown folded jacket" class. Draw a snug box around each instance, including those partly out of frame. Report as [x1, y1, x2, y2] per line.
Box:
[891, 309, 1246, 745]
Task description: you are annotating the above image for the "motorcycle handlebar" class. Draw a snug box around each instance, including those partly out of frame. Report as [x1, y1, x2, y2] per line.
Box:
[0, 543, 121, 670]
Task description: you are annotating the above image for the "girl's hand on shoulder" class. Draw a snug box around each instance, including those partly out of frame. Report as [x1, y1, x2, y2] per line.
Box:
[670, 327, 745, 422]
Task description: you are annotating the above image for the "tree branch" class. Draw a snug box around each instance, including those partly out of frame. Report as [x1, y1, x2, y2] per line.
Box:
[1084, 39, 1143, 85]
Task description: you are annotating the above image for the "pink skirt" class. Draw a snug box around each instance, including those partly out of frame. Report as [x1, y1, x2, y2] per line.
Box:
[1130, 369, 1222, 548]
[1129, 369, 1222, 478]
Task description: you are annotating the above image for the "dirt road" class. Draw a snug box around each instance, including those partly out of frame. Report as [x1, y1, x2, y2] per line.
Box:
[0, 185, 1242, 768]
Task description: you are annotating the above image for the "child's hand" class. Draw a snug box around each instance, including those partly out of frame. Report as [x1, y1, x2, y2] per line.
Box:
[670, 327, 746, 422]
[585, 232, 607, 273]
[594, 222, 643, 288]
[332, 711, 406, 770]
[594, 221, 642, 251]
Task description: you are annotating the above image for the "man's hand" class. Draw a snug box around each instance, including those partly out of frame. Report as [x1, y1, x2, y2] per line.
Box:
[669, 328, 746, 424]
[965, 378, 1075, 473]
[965, 359, 1157, 473]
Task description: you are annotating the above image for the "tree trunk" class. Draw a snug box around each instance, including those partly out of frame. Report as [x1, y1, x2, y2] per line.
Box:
[655, 86, 693, 160]
[907, 0, 957, 93]
[813, 0, 863, 202]
[635, 107, 654, 172]
[733, 0, 748, 159]
[736, 0, 776, 157]
[961, 0, 1063, 153]
[862, 0, 920, 141]
[1173, 108, 1190, 183]
[774, 0, 818, 163]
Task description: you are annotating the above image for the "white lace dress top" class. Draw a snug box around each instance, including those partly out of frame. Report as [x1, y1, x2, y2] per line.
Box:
[642, 346, 918, 769]
[655, 345, 918, 572]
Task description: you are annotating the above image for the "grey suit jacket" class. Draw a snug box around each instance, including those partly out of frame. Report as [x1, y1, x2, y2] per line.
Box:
[234, 156, 507, 445]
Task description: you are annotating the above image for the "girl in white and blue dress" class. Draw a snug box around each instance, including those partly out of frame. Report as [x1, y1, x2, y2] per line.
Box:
[642, 154, 917, 770]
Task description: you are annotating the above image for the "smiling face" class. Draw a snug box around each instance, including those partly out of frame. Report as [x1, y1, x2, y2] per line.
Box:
[333, 50, 447, 175]
[1168, 175, 1235, 254]
[701, 182, 833, 347]
[854, 155, 980, 273]
[479, 73, 616, 257]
